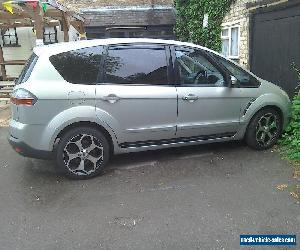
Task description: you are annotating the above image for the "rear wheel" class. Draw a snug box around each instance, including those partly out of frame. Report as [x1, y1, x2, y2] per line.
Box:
[245, 108, 282, 150]
[56, 127, 110, 179]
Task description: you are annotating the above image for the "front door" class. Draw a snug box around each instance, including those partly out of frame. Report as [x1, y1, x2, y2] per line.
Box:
[174, 46, 245, 139]
[95, 44, 177, 146]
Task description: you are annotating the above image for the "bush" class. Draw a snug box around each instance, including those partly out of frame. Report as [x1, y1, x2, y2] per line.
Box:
[280, 66, 300, 164]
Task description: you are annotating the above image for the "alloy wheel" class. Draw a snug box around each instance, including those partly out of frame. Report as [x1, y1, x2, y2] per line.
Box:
[255, 113, 279, 147]
[63, 134, 104, 176]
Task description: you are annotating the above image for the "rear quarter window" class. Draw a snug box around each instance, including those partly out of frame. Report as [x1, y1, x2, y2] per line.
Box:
[49, 46, 104, 85]
[16, 53, 38, 85]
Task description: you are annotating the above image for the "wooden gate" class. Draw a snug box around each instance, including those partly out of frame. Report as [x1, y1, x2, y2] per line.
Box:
[250, 2, 300, 97]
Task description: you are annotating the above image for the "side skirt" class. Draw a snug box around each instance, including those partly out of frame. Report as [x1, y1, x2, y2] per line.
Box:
[119, 132, 236, 149]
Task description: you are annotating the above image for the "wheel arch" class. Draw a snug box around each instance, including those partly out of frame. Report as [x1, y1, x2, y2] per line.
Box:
[53, 121, 116, 155]
[244, 105, 284, 150]
[247, 105, 284, 131]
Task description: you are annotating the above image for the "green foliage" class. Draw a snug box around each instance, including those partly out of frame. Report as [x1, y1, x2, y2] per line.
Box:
[280, 65, 300, 164]
[174, 0, 235, 51]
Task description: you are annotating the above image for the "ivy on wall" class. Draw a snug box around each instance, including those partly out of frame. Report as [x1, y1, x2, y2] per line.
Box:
[174, 0, 235, 51]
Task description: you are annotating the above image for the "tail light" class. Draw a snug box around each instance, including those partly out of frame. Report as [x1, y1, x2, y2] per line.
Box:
[10, 88, 37, 106]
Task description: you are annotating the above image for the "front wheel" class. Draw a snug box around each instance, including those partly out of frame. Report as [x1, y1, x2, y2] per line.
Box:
[56, 127, 110, 179]
[245, 108, 282, 150]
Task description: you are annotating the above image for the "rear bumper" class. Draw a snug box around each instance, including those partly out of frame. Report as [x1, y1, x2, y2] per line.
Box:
[8, 135, 53, 160]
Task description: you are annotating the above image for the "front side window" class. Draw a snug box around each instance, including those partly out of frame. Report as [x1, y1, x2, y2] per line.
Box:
[1, 27, 19, 47]
[221, 26, 240, 58]
[50, 46, 104, 84]
[175, 48, 225, 86]
[104, 45, 168, 85]
[212, 54, 260, 88]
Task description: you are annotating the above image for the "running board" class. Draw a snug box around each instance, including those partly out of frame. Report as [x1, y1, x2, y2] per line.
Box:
[119, 132, 236, 149]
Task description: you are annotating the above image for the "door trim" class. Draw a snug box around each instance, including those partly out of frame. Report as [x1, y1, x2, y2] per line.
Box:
[126, 125, 176, 133]
[177, 121, 240, 131]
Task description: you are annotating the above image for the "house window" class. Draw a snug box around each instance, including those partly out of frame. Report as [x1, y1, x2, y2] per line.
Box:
[1, 27, 19, 47]
[221, 26, 240, 58]
[43, 26, 58, 45]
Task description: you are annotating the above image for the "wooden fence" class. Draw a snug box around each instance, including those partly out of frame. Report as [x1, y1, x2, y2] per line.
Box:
[0, 81, 14, 103]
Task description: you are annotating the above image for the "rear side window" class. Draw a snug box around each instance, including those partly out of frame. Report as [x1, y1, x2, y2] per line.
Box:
[16, 53, 38, 85]
[104, 45, 168, 85]
[50, 46, 104, 84]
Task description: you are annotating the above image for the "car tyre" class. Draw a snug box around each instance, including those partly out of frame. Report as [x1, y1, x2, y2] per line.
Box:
[245, 108, 282, 150]
[56, 127, 110, 179]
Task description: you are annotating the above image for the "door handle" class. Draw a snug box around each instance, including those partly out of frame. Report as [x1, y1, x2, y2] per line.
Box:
[102, 94, 121, 104]
[182, 94, 199, 102]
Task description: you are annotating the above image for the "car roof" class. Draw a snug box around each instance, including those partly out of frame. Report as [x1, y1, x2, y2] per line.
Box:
[33, 38, 217, 57]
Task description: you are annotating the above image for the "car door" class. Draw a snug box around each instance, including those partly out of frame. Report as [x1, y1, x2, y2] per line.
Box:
[95, 44, 177, 146]
[209, 52, 262, 115]
[173, 46, 249, 139]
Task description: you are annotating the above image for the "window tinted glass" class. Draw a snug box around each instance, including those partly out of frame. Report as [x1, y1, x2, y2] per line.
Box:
[104, 46, 168, 85]
[175, 48, 225, 86]
[16, 53, 38, 85]
[212, 54, 260, 87]
[50, 46, 104, 84]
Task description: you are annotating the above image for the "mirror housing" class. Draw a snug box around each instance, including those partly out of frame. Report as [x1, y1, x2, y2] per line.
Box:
[230, 76, 238, 87]
[207, 75, 219, 85]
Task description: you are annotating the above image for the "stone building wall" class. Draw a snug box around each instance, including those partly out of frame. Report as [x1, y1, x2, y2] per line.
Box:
[223, 0, 287, 68]
[222, 0, 258, 68]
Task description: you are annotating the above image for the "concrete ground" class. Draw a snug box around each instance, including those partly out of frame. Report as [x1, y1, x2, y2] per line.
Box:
[0, 103, 10, 127]
[0, 126, 299, 250]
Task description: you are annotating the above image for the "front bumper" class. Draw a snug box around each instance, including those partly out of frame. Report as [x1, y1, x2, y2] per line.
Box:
[8, 135, 53, 160]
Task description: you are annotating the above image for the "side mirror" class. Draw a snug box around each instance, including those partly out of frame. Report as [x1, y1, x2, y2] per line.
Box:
[207, 75, 219, 84]
[230, 76, 238, 87]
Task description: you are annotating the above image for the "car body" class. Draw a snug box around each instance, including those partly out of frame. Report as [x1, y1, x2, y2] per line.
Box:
[8, 38, 291, 178]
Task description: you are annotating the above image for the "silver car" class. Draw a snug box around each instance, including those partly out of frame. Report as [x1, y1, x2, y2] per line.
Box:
[8, 38, 291, 179]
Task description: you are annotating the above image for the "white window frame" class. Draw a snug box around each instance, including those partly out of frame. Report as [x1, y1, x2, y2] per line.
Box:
[1, 27, 19, 47]
[43, 26, 58, 45]
[221, 24, 240, 59]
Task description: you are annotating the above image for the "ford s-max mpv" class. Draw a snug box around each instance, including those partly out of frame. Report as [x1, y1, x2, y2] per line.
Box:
[9, 39, 291, 179]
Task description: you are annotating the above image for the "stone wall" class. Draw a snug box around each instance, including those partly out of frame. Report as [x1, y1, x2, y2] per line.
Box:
[223, 0, 287, 68]
[222, 0, 259, 68]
